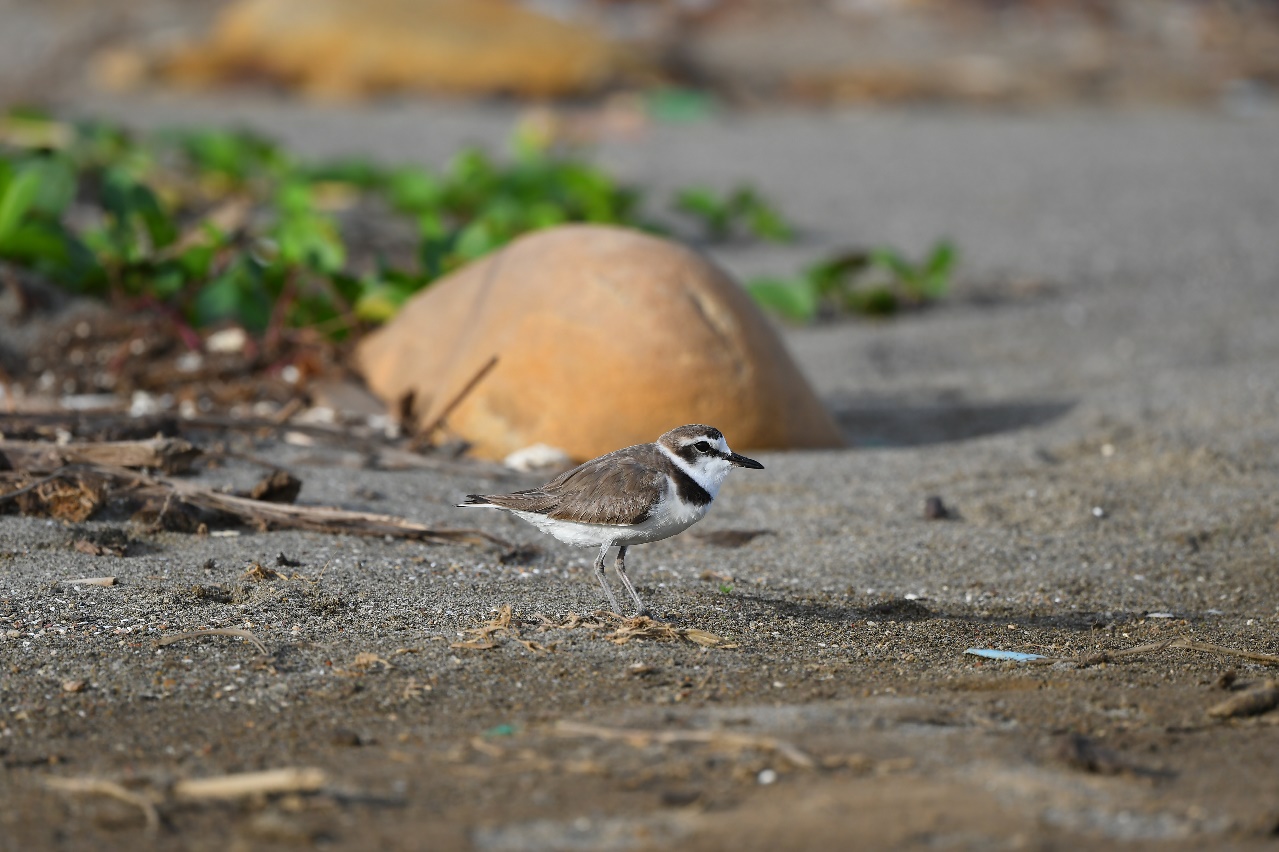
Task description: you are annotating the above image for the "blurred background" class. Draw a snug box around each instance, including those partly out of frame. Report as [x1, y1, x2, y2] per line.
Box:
[1, 0, 1277, 110]
[1, 0, 1277, 446]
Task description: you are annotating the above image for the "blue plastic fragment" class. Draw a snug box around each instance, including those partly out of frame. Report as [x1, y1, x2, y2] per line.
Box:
[964, 648, 1046, 663]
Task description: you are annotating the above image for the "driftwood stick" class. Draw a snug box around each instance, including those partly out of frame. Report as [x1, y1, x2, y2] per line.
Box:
[20, 463, 510, 548]
[1174, 638, 1279, 666]
[1015, 636, 1279, 668]
[412, 355, 499, 448]
[172, 767, 328, 801]
[43, 777, 161, 832]
[158, 476, 508, 546]
[1207, 681, 1279, 719]
[0, 437, 200, 474]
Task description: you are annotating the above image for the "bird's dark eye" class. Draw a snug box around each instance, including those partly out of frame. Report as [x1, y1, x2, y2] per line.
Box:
[693, 441, 712, 453]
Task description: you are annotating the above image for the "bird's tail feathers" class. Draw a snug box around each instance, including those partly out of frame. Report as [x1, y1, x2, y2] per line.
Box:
[457, 494, 497, 509]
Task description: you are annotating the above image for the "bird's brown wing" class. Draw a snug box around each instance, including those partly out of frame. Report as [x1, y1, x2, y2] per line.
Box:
[479, 446, 666, 526]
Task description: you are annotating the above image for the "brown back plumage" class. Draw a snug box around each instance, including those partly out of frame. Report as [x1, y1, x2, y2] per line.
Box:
[470, 444, 673, 525]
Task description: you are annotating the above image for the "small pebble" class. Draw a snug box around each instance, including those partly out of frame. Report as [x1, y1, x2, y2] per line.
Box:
[757, 769, 778, 785]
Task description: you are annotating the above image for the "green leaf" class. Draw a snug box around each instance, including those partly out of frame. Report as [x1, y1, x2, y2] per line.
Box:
[388, 167, 441, 213]
[276, 181, 314, 216]
[845, 286, 899, 316]
[454, 219, 499, 261]
[0, 165, 41, 243]
[274, 215, 345, 273]
[172, 128, 287, 182]
[0, 221, 69, 264]
[301, 157, 383, 189]
[868, 247, 916, 282]
[193, 273, 244, 326]
[354, 279, 415, 323]
[131, 183, 177, 250]
[918, 241, 956, 299]
[23, 155, 77, 217]
[192, 259, 272, 330]
[731, 188, 793, 242]
[746, 277, 819, 323]
[675, 187, 731, 239]
[805, 251, 869, 296]
[646, 88, 716, 124]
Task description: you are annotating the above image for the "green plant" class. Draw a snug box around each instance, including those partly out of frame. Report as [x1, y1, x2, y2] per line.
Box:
[747, 241, 957, 322]
[0, 109, 953, 339]
[674, 185, 792, 242]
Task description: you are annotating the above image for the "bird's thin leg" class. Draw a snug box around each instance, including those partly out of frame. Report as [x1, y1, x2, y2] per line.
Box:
[613, 546, 649, 617]
[593, 543, 622, 615]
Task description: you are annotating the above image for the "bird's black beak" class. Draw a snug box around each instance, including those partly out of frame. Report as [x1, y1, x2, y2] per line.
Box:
[727, 452, 764, 470]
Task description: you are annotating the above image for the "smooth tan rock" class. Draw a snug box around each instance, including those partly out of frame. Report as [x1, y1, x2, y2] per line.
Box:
[155, 0, 624, 99]
[356, 225, 843, 461]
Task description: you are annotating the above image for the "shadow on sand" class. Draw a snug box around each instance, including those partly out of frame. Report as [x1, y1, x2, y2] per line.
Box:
[828, 396, 1076, 448]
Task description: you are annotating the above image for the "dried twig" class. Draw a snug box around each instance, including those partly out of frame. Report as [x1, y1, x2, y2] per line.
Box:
[43, 776, 161, 832]
[1011, 636, 1279, 668]
[555, 721, 815, 770]
[155, 628, 269, 655]
[1174, 639, 1279, 666]
[411, 355, 499, 449]
[1207, 680, 1279, 719]
[172, 768, 327, 801]
[163, 479, 505, 545]
[44, 767, 328, 830]
[2, 463, 509, 548]
[0, 436, 200, 474]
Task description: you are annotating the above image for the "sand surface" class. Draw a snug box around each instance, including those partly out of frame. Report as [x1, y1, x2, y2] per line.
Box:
[3, 98, 1279, 850]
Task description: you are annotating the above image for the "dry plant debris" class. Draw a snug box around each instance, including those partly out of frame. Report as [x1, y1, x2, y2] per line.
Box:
[554, 720, 814, 770]
[241, 561, 290, 582]
[0, 436, 201, 475]
[1207, 680, 1279, 720]
[602, 615, 734, 648]
[73, 538, 127, 557]
[62, 576, 117, 586]
[42, 776, 161, 833]
[170, 768, 328, 801]
[994, 636, 1279, 669]
[44, 767, 329, 833]
[451, 605, 547, 652]
[349, 652, 394, 671]
[451, 606, 735, 652]
[0, 461, 508, 547]
[0, 469, 109, 522]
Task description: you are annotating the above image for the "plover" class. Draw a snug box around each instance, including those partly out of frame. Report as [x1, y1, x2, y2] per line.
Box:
[457, 425, 764, 616]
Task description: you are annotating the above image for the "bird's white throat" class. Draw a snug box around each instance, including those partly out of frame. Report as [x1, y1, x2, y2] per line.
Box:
[658, 442, 732, 500]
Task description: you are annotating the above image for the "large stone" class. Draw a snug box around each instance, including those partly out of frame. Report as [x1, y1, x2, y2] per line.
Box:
[356, 225, 843, 461]
[153, 0, 624, 99]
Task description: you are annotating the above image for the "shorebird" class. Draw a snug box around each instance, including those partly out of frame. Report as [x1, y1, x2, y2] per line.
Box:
[457, 425, 764, 616]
